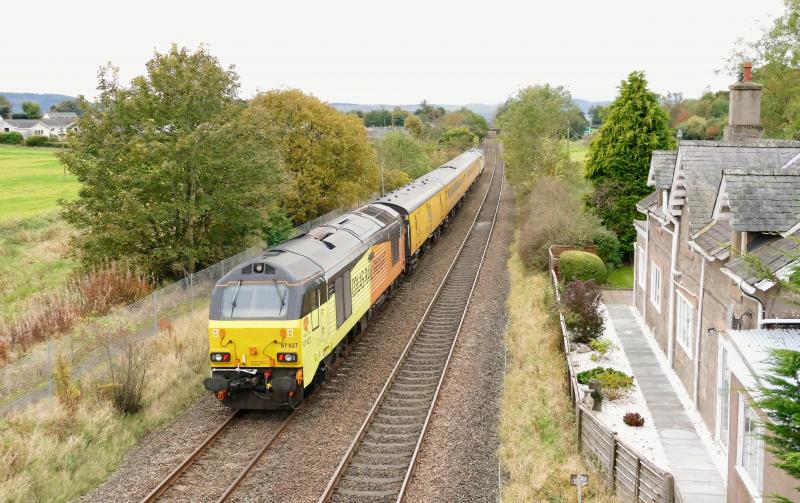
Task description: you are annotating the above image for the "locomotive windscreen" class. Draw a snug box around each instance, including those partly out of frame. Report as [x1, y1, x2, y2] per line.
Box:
[213, 282, 290, 320]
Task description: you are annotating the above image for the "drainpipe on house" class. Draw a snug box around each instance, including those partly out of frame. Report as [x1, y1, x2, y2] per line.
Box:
[666, 214, 681, 368]
[738, 280, 764, 326]
[692, 257, 707, 406]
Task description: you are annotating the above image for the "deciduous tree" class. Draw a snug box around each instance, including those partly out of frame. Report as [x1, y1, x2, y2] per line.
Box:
[246, 89, 379, 223]
[60, 45, 284, 278]
[497, 85, 574, 186]
[376, 131, 432, 181]
[0, 96, 10, 119]
[585, 71, 675, 252]
[22, 101, 42, 119]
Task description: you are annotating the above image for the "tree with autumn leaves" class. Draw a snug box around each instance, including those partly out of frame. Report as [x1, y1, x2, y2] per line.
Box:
[62, 46, 380, 279]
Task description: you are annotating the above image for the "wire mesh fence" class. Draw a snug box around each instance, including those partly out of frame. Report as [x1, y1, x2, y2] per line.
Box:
[0, 205, 357, 415]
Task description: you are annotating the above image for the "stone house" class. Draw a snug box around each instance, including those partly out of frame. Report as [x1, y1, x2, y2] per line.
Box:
[633, 65, 800, 502]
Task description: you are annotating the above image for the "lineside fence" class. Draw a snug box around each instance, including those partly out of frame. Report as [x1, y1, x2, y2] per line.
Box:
[548, 245, 682, 503]
[0, 205, 358, 415]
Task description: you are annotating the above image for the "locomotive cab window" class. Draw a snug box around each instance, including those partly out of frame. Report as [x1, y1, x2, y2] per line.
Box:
[216, 282, 289, 320]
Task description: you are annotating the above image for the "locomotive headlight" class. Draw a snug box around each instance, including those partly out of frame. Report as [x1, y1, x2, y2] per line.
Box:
[277, 352, 297, 362]
[210, 352, 231, 362]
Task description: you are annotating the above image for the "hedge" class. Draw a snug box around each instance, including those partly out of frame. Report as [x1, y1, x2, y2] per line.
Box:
[24, 135, 49, 147]
[0, 132, 24, 145]
[560, 250, 607, 284]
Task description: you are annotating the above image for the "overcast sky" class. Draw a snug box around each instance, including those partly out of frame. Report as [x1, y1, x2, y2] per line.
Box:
[3, 0, 784, 105]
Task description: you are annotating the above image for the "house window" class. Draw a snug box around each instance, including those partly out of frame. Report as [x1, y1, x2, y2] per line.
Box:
[717, 345, 730, 452]
[650, 263, 661, 311]
[637, 246, 646, 288]
[676, 292, 694, 357]
[737, 396, 764, 495]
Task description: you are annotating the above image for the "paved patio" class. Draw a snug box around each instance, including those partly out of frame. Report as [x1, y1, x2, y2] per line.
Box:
[604, 302, 727, 503]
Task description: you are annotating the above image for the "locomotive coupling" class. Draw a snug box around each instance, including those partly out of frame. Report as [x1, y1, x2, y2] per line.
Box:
[204, 377, 229, 393]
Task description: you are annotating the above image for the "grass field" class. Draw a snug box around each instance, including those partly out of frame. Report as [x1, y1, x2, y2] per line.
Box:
[0, 146, 79, 317]
[568, 139, 590, 163]
[0, 145, 79, 221]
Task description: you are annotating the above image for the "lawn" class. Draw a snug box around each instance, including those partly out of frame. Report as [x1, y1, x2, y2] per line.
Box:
[0, 145, 79, 221]
[607, 264, 634, 289]
[0, 146, 80, 317]
[568, 139, 590, 163]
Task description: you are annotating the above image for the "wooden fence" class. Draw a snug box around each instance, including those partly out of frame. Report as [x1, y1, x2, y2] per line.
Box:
[549, 245, 680, 503]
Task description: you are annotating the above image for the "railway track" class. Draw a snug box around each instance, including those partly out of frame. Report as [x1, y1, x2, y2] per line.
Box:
[141, 408, 295, 503]
[142, 142, 501, 503]
[319, 148, 504, 502]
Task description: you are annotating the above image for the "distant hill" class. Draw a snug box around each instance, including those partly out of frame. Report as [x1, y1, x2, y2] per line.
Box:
[0, 92, 75, 113]
[573, 99, 611, 115]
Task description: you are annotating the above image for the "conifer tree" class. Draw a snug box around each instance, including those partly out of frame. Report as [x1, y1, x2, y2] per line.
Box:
[757, 349, 800, 501]
[585, 71, 675, 251]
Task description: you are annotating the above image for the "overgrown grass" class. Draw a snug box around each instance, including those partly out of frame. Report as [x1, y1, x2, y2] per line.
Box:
[0, 307, 209, 502]
[606, 265, 634, 289]
[0, 145, 78, 220]
[500, 243, 617, 502]
[0, 213, 77, 317]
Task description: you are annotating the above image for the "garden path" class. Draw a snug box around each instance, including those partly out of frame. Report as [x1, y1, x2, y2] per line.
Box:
[605, 303, 727, 503]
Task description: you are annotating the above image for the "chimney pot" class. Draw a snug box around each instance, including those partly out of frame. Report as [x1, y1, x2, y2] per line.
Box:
[743, 62, 753, 82]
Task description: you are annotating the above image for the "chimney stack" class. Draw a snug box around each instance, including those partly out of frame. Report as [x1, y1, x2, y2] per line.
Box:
[723, 62, 763, 141]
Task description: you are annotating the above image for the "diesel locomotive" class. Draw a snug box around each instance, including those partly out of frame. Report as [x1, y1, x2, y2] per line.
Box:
[203, 148, 484, 409]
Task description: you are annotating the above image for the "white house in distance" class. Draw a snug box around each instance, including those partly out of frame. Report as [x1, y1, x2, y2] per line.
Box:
[0, 111, 78, 138]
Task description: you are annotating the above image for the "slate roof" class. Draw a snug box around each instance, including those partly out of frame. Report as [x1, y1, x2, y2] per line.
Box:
[1, 118, 76, 129]
[723, 168, 800, 232]
[635, 191, 658, 213]
[44, 112, 77, 119]
[676, 140, 800, 232]
[726, 230, 800, 285]
[693, 219, 731, 259]
[648, 150, 677, 188]
[2, 119, 41, 128]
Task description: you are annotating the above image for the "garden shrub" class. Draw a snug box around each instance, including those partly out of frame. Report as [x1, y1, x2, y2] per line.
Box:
[589, 338, 614, 361]
[576, 367, 634, 400]
[597, 370, 634, 400]
[590, 229, 622, 269]
[561, 279, 604, 343]
[560, 250, 607, 284]
[0, 132, 24, 145]
[25, 135, 48, 147]
[623, 412, 645, 427]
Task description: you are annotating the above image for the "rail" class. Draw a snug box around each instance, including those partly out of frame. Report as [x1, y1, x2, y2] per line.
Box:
[319, 142, 503, 502]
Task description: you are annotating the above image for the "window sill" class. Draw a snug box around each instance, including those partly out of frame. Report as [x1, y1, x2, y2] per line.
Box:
[734, 465, 762, 502]
[676, 337, 693, 360]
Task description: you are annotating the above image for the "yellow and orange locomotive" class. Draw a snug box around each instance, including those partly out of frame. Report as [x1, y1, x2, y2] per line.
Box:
[204, 148, 484, 409]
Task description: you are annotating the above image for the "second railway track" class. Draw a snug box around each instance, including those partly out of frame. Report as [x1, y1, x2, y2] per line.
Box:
[319, 149, 504, 502]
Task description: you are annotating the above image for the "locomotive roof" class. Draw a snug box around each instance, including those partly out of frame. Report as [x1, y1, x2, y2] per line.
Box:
[216, 204, 401, 286]
[374, 148, 483, 214]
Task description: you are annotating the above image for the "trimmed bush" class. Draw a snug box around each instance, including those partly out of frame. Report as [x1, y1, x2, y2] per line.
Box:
[561, 279, 604, 343]
[0, 132, 24, 145]
[560, 250, 607, 284]
[25, 135, 48, 147]
[590, 229, 622, 269]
